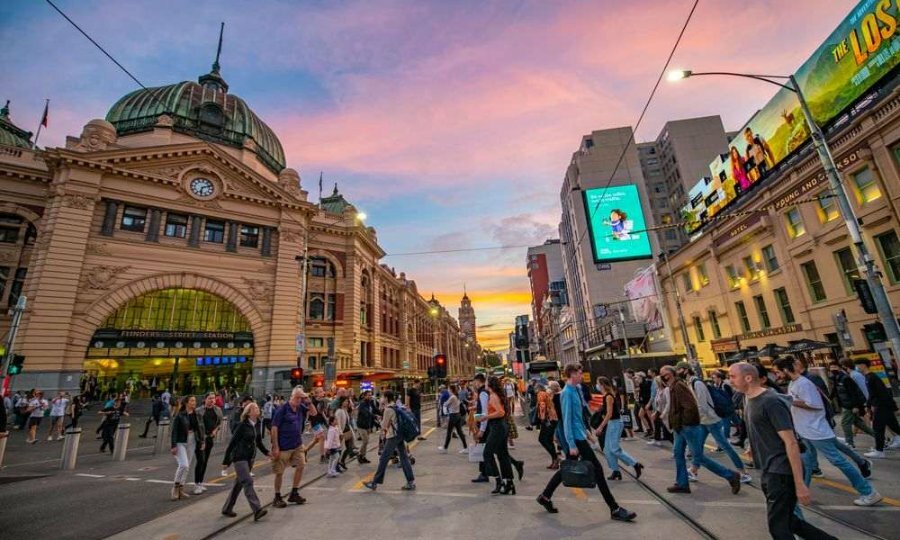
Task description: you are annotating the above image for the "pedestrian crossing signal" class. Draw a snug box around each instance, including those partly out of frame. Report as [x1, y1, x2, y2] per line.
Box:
[7, 354, 25, 375]
[290, 367, 303, 386]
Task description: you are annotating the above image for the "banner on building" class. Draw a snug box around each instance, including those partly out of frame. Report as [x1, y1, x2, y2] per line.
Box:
[682, 0, 900, 233]
[624, 266, 663, 331]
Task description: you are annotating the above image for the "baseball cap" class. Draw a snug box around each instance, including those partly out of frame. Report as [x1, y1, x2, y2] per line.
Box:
[675, 361, 691, 371]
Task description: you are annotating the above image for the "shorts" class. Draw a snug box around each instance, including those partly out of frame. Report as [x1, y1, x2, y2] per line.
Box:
[51, 415, 64, 424]
[313, 424, 325, 435]
[272, 446, 306, 474]
[27, 417, 43, 428]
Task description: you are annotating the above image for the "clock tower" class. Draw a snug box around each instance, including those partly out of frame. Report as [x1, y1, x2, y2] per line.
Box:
[458, 288, 476, 343]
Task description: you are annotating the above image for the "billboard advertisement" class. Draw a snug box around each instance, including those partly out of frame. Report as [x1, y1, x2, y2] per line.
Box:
[624, 266, 664, 331]
[583, 184, 653, 263]
[682, 0, 900, 233]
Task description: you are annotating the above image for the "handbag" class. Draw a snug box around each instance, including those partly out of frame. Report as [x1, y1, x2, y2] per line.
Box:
[560, 459, 596, 488]
[468, 443, 485, 463]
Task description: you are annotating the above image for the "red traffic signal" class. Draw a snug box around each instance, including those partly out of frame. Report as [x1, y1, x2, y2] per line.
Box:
[436, 355, 445, 365]
[290, 367, 304, 384]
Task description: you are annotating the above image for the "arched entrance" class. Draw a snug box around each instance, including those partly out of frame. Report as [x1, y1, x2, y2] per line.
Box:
[82, 288, 255, 399]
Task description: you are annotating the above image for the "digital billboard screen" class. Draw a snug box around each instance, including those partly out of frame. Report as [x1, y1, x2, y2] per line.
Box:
[682, 0, 900, 233]
[583, 184, 653, 263]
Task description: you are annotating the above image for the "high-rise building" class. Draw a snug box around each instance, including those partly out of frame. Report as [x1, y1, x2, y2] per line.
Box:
[526, 239, 564, 356]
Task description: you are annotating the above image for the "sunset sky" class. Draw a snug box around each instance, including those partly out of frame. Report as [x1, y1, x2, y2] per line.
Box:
[1, 0, 852, 351]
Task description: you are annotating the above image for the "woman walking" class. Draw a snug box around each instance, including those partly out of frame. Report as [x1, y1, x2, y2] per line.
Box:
[594, 377, 643, 480]
[439, 384, 468, 453]
[334, 397, 354, 472]
[170, 395, 205, 501]
[536, 383, 560, 469]
[221, 402, 268, 521]
[482, 376, 517, 495]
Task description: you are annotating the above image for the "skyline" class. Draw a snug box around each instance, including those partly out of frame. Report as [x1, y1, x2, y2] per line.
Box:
[1, 0, 851, 351]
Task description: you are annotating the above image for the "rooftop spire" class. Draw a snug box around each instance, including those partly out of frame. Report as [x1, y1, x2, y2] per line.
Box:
[333, 182, 339, 195]
[212, 22, 224, 74]
[198, 22, 228, 92]
[0, 100, 8, 120]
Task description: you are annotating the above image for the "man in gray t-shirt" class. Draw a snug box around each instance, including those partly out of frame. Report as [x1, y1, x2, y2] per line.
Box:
[730, 362, 837, 540]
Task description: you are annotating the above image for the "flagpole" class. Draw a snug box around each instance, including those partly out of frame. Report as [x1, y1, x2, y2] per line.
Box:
[32, 99, 49, 149]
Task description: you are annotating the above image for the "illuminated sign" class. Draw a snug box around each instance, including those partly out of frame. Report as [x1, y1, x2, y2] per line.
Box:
[582, 184, 653, 263]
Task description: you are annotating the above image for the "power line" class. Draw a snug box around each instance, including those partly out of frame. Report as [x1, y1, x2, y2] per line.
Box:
[383, 244, 534, 257]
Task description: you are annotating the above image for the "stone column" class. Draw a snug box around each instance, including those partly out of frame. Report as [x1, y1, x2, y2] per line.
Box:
[226, 221, 238, 252]
[100, 200, 118, 236]
[261, 226, 272, 257]
[187, 214, 202, 248]
[145, 209, 161, 242]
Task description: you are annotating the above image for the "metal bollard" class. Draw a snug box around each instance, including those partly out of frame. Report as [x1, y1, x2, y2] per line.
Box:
[61, 427, 82, 470]
[0, 434, 7, 469]
[154, 419, 171, 456]
[113, 423, 130, 461]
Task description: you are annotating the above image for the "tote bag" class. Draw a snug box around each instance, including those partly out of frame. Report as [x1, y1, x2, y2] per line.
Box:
[468, 443, 485, 463]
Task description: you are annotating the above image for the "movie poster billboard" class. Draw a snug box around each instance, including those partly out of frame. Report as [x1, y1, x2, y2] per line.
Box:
[582, 184, 653, 263]
[682, 0, 900, 233]
[625, 266, 663, 331]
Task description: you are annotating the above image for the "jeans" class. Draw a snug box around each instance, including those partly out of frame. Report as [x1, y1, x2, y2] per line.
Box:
[840, 408, 874, 445]
[443, 414, 467, 449]
[801, 438, 872, 496]
[541, 438, 619, 511]
[693, 420, 744, 471]
[483, 419, 513, 479]
[674, 425, 736, 487]
[372, 436, 414, 485]
[604, 419, 637, 472]
[222, 460, 262, 513]
[762, 473, 838, 540]
[173, 433, 195, 485]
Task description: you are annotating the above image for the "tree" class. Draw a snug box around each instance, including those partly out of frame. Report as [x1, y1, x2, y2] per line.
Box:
[482, 350, 503, 368]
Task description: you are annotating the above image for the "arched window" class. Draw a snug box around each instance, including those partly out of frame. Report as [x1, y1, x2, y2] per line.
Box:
[309, 295, 325, 320]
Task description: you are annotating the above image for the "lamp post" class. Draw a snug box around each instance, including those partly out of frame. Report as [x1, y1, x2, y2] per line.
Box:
[669, 69, 900, 361]
[659, 246, 698, 373]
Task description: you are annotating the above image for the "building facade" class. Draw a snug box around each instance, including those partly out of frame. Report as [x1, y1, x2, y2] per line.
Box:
[658, 77, 900, 370]
[0, 60, 478, 397]
[526, 239, 564, 356]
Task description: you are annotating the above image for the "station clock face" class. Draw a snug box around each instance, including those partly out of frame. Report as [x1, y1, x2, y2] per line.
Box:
[190, 177, 215, 197]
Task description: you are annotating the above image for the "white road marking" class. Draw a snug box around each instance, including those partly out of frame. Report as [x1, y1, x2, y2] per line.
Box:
[145, 479, 171, 484]
[75, 473, 105, 478]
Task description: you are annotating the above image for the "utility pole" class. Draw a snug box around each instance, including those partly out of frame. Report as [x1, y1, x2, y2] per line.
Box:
[1, 296, 27, 392]
[659, 246, 698, 373]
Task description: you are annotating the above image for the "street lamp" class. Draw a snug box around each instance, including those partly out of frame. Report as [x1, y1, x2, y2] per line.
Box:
[669, 68, 900, 361]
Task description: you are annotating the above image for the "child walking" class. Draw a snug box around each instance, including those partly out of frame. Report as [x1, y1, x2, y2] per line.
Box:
[325, 417, 342, 478]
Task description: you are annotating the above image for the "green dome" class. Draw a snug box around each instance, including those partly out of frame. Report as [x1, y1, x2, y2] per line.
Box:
[0, 101, 34, 149]
[105, 69, 286, 174]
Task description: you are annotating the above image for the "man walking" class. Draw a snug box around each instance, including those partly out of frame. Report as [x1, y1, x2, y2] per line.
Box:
[364, 390, 415, 491]
[663, 365, 742, 495]
[408, 383, 425, 440]
[728, 362, 837, 540]
[536, 363, 636, 522]
[271, 387, 316, 508]
[773, 357, 880, 506]
[828, 360, 874, 449]
[854, 358, 900, 458]
[139, 394, 164, 439]
[356, 390, 377, 464]
[194, 393, 223, 494]
[48, 392, 69, 441]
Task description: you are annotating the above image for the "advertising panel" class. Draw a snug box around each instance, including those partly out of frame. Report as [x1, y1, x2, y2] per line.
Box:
[583, 184, 653, 263]
[624, 266, 663, 331]
[682, 0, 900, 233]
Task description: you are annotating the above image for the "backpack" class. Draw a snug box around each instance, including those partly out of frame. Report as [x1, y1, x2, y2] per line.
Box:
[391, 405, 420, 443]
[704, 382, 735, 419]
[357, 402, 373, 430]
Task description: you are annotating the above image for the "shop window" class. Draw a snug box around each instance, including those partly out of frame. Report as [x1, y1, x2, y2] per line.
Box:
[774, 287, 795, 325]
[239, 225, 259, 248]
[816, 193, 840, 223]
[833, 247, 860, 294]
[204, 220, 225, 243]
[785, 207, 805, 238]
[708, 310, 721, 339]
[876, 230, 900, 284]
[762, 245, 779, 273]
[692, 315, 706, 342]
[121, 206, 147, 232]
[164, 213, 188, 238]
[753, 294, 771, 329]
[8, 268, 27, 308]
[735, 301, 751, 333]
[801, 261, 827, 303]
[697, 263, 710, 287]
[851, 167, 881, 205]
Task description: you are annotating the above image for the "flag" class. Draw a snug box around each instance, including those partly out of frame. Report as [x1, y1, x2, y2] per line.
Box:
[40, 100, 49, 127]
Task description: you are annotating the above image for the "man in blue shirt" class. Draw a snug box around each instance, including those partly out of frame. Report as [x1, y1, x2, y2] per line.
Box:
[536, 363, 636, 522]
[270, 387, 316, 508]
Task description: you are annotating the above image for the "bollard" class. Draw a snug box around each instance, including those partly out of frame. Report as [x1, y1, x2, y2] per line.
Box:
[113, 423, 130, 461]
[61, 427, 82, 470]
[0, 434, 7, 469]
[154, 419, 171, 456]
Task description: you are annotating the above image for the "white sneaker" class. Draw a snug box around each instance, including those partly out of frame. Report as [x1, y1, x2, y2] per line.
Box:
[193, 485, 204, 495]
[853, 492, 883, 506]
[889, 436, 900, 450]
[740, 473, 752, 484]
[458, 448, 468, 454]
[437, 446, 447, 454]
[47, 436, 53, 441]
[687, 470, 699, 482]
[864, 450, 886, 459]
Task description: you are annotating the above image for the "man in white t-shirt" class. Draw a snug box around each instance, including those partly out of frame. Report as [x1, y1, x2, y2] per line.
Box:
[773, 357, 881, 507]
[48, 392, 70, 441]
[26, 390, 48, 444]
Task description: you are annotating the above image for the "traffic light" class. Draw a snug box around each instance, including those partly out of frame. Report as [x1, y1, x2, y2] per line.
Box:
[434, 354, 447, 379]
[290, 367, 303, 387]
[7, 354, 25, 375]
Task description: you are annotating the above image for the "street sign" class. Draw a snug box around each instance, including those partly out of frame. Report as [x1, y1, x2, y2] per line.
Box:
[402, 360, 410, 370]
[295, 334, 305, 353]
